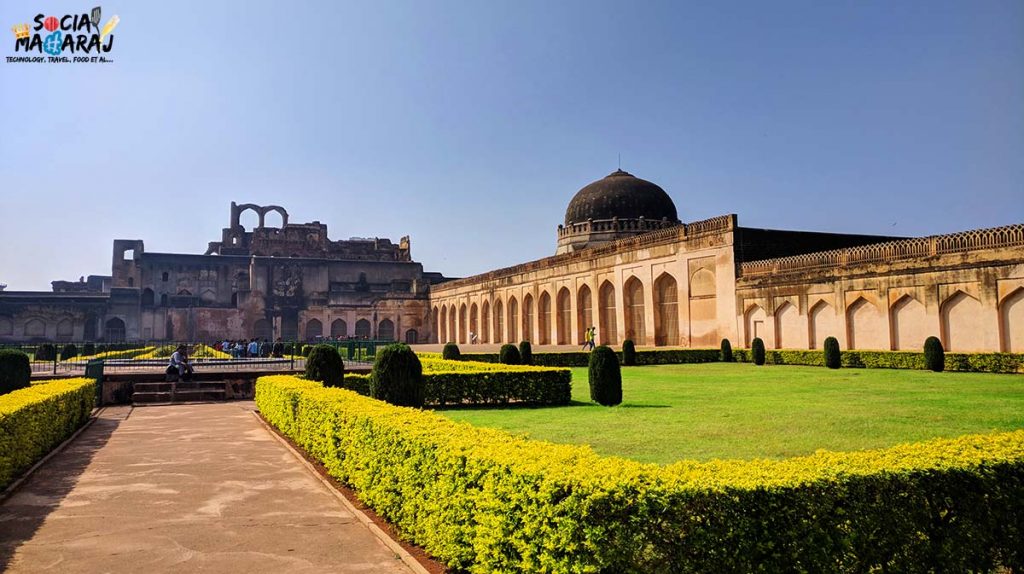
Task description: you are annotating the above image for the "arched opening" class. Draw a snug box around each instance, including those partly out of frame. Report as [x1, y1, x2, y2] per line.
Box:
[83, 316, 97, 340]
[624, 277, 646, 345]
[127, 277, 134, 287]
[481, 301, 490, 343]
[846, 297, 886, 350]
[577, 285, 593, 345]
[331, 318, 348, 339]
[1000, 288, 1024, 352]
[808, 300, 837, 349]
[56, 318, 74, 341]
[239, 207, 260, 230]
[160, 293, 169, 306]
[556, 288, 571, 345]
[688, 268, 718, 347]
[508, 297, 519, 342]
[231, 292, 238, 307]
[161, 271, 169, 282]
[253, 319, 272, 340]
[774, 301, 801, 349]
[522, 294, 534, 343]
[0, 316, 13, 336]
[941, 291, 989, 351]
[378, 319, 395, 341]
[653, 273, 679, 346]
[405, 329, 418, 344]
[744, 304, 767, 347]
[469, 303, 479, 342]
[105, 318, 126, 342]
[890, 295, 930, 351]
[305, 318, 323, 341]
[263, 207, 287, 228]
[449, 307, 457, 344]
[355, 319, 372, 339]
[599, 281, 617, 346]
[538, 291, 552, 345]
[141, 288, 155, 307]
[24, 318, 46, 338]
[439, 306, 448, 343]
[458, 304, 467, 344]
[493, 299, 504, 343]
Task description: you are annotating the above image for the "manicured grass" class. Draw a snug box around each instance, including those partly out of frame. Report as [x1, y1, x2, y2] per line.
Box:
[439, 363, 1024, 464]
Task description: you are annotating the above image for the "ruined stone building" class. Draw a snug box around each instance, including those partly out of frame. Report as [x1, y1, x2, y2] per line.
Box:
[429, 170, 1024, 352]
[0, 203, 446, 343]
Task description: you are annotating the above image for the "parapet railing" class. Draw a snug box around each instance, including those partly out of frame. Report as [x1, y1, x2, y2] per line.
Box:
[435, 214, 736, 292]
[739, 223, 1024, 278]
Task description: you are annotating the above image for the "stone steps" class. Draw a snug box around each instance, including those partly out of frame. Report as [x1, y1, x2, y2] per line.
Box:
[132, 381, 229, 405]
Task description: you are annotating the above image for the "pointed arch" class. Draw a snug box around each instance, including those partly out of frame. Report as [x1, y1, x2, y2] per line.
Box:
[331, 318, 348, 339]
[56, 318, 74, 341]
[653, 273, 679, 346]
[493, 299, 504, 343]
[1000, 287, 1024, 352]
[439, 306, 448, 343]
[624, 277, 646, 345]
[538, 291, 552, 345]
[555, 288, 571, 345]
[744, 304, 767, 347]
[598, 281, 617, 345]
[104, 318, 126, 342]
[890, 295, 930, 351]
[846, 297, 886, 350]
[523, 293, 534, 342]
[481, 300, 491, 343]
[576, 284, 593, 345]
[458, 303, 468, 344]
[355, 319, 372, 339]
[305, 318, 323, 341]
[378, 319, 395, 341]
[448, 305, 457, 343]
[141, 288, 155, 307]
[470, 302, 479, 342]
[774, 301, 800, 349]
[808, 300, 837, 350]
[508, 296, 519, 342]
[941, 291, 989, 351]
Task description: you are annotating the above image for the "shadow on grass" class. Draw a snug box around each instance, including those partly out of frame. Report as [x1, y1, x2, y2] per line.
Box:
[618, 403, 672, 409]
[0, 411, 124, 570]
[431, 399, 595, 412]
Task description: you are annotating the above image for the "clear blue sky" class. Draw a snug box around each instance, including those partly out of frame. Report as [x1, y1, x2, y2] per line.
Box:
[2, 0, 1022, 290]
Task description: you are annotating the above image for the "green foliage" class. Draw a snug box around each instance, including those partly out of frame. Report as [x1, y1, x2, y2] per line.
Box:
[499, 343, 521, 365]
[0, 350, 32, 396]
[35, 343, 56, 362]
[370, 343, 424, 408]
[1, 378, 96, 490]
[442, 342, 462, 361]
[751, 338, 766, 366]
[82, 343, 95, 356]
[518, 341, 533, 365]
[60, 344, 78, 361]
[304, 344, 345, 388]
[344, 368, 571, 407]
[301, 344, 313, 357]
[824, 337, 841, 369]
[588, 345, 622, 406]
[257, 375, 1024, 574]
[925, 336, 945, 372]
[719, 339, 733, 362]
[622, 339, 636, 366]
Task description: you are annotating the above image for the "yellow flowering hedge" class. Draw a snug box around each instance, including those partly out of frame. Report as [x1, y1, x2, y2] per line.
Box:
[71, 346, 157, 362]
[256, 374, 1024, 573]
[0, 377, 96, 490]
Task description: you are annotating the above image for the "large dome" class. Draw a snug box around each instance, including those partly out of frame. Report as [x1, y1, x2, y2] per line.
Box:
[564, 169, 679, 226]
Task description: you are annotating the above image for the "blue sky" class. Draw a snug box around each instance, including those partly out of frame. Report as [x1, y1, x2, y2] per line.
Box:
[1, 0, 1022, 290]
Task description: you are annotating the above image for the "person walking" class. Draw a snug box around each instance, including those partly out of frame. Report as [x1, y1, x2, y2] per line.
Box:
[582, 326, 593, 351]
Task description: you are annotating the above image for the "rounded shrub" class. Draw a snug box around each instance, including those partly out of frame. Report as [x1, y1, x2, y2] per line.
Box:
[35, 343, 56, 362]
[370, 343, 424, 407]
[442, 342, 461, 361]
[301, 344, 313, 357]
[751, 337, 766, 366]
[0, 349, 32, 396]
[720, 338, 733, 362]
[924, 336, 945, 372]
[622, 339, 636, 366]
[60, 344, 78, 361]
[824, 336, 841, 369]
[304, 344, 345, 388]
[588, 345, 622, 406]
[82, 342, 96, 356]
[499, 343, 521, 365]
[518, 341, 533, 365]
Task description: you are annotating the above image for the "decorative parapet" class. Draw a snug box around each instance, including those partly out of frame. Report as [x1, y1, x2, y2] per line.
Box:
[434, 214, 736, 293]
[557, 216, 678, 238]
[739, 224, 1024, 278]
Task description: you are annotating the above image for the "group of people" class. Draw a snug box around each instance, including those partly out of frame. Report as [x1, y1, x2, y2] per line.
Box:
[581, 326, 598, 351]
[214, 338, 286, 358]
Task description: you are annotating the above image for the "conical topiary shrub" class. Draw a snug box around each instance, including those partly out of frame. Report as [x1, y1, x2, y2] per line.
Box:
[622, 339, 636, 366]
[924, 336, 945, 372]
[0, 349, 32, 396]
[82, 342, 96, 356]
[60, 344, 79, 361]
[35, 343, 56, 362]
[720, 339, 733, 362]
[442, 342, 461, 361]
[824, 336, 841, 369]
[305, 344, 345, 388]
[370, 343, 424, 407]
[589, 345, 622, 406]
[518, 341, 533, 365]
[499, 343, 521, 365]
[751, 337, 766, 366]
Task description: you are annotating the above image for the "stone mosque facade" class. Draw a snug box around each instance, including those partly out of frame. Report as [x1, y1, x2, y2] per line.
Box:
[2, 174, 1023, 353]
[429, 170, 1024, 353]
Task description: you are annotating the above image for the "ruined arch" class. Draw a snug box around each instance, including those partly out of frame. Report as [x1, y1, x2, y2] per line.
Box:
[941, 291, 986, 351]
[890, 295, 930, 351]
[305, 318, 323, 341]
[653, 273, 679, 347]
[261, 205, 289, 228]
[624, 277, 646, 345]
[537, 291, 551, 345]
[331, 318, 348, 339]
[599, 281, 617, 346]
[808, 300, 837, 350]
[744, 304, 767, 347]
[576, 285, 593, 345]
[846, 297, 886, 350]
[493, 299, 504, 343]
[1000, 287, 1024, 352]
[774, 301, 800, 349]
[378, 319, 395, 341]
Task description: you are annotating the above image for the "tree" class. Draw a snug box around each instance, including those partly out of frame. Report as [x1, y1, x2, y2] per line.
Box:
[588, 345, 622, 406]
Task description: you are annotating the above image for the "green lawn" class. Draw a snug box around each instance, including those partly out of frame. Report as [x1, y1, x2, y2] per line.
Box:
[439, 364, 1024, 464]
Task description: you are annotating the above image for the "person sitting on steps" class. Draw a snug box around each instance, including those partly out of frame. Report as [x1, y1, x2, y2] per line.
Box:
[168, 345, 194, 382]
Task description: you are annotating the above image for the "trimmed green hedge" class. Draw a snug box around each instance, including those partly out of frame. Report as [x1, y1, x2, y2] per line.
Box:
[733, 349, 1024, 373]
[460, 348, 724, 367]
[1, 377, 96, 490]
[340, 369, 571, 407]
[256, 375, 1024, 573]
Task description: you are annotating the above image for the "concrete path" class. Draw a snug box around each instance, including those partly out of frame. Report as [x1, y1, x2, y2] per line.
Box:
[0, 403, 414, 573]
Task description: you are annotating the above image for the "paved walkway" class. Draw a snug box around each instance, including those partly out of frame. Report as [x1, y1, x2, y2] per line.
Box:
[0, 403, 414, 573]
